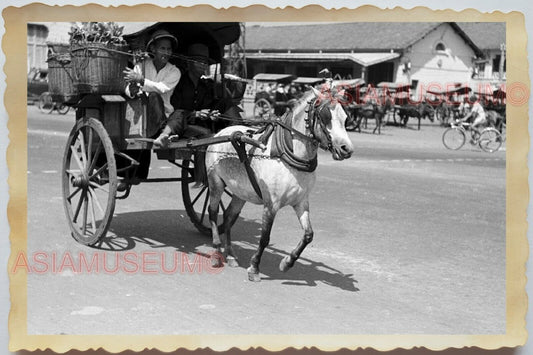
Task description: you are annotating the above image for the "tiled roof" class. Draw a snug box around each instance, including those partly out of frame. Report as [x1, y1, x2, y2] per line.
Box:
[246, 22, 447, 52]
[245, 22, 484, 56]
[456, 22, 505, 50]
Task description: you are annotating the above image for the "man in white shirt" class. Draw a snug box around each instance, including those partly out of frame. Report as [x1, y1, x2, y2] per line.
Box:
[124, 29, 182, 137]
[119, 29, 181, 189]
[460, 95, 487, 141]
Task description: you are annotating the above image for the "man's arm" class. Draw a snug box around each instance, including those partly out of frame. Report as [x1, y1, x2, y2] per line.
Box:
[142, 67, 181, 95]
[124, 64, 143, 98]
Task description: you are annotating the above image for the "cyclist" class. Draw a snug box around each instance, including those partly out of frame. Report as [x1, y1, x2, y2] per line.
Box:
[459, 95, 487, 142]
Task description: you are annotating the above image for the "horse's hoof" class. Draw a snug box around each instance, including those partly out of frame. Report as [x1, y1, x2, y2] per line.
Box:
[279, 256, 292, 272]
[227, 256, 239, 268]
[247, 267, 261, 282]
[211, 254, 224, 268]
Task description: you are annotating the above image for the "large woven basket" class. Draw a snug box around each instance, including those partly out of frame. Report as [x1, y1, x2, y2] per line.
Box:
[70, 43, 129, 95]
[47, 43, 77, 103]
[48, 52, 77, 103]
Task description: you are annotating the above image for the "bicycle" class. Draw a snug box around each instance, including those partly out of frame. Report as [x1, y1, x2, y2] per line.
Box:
[38, 92, 70, 115]
[442, 119, 502, 153]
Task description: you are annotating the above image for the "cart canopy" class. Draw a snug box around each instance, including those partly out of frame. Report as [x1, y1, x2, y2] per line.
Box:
[377, 82, 411, 92]
[292, 77, 326, 85]
[426, 83, 472, 96]
[333, 78, 365, 90]
[123, 22, 241, 63]
[253, 73, 296, 83]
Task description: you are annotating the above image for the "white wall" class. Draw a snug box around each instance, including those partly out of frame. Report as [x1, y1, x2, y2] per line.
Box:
[396, 23, 477, 95]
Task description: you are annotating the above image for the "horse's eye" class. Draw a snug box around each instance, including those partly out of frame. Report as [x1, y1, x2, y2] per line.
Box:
[320, 106, 332, 125]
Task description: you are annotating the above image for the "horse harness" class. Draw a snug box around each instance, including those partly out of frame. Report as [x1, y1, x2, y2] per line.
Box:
[229, 98, 334, 200]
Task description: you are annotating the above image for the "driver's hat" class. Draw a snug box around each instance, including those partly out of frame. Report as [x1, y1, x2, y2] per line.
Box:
[146, 29, 178, 51]
[187, 43, 213, 64]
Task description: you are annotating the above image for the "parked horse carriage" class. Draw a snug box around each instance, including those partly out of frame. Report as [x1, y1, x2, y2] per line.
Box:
[379, 82, 435, 130]
[252, 74, 325, 119]
[490, 86, 506, 136]
[338, 78, 392, 135]
[252, 73, 295, 119]
[52, 22, 354, 281]
[427, 84, 471, 126]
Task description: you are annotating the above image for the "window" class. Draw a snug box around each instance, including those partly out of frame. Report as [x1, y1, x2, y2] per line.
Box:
[492, 55, 506, 74]
[435, 42, 446, 52]
[475, 62, 486, 78]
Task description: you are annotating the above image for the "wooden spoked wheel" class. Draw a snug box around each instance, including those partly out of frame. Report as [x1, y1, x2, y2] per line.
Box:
[478, 128, 502, 153]
[56, 103, 70, 115]
[181, 158, 231, 236]
[253, 98, 272, 120]
[62, 117, 117, 245]
[38, 92, 55, 114]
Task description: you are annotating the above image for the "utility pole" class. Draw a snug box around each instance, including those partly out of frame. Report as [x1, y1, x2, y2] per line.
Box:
[499, 43, 506, 80]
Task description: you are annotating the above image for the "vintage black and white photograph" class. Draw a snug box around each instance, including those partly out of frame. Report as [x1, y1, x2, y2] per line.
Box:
[9, 4, 527, 351]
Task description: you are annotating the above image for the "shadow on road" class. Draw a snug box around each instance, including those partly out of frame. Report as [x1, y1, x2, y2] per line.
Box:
[89, 209, 260, 252]
[233, 241, 360, 292]
[88, 209, 359, 292]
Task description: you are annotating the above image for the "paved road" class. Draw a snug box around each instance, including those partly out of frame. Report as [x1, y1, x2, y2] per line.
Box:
[24, 105, 506, 336]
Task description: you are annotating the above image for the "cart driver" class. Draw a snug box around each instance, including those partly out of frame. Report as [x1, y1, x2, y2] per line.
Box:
[153, 43, 238, 186]
[153, 42, 236, 147]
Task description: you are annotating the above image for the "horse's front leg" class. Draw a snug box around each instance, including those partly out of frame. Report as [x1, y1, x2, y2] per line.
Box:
[373, 114, 381, 135]
[208, 175, 225, 268]
[280, 200, 313, 272]
[247, 205, 276, 282]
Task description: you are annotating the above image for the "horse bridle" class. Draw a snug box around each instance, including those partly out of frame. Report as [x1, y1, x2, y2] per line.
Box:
[304, 98, 334, 151]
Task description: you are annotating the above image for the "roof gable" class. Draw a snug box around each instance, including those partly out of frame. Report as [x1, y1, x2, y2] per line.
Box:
[245, 22, 483, 56]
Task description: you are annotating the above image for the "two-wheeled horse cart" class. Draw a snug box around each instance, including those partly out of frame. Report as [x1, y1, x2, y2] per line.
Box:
[58, 22, 259, 245]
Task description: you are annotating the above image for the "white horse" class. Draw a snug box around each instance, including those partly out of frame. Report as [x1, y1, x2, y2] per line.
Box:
[205, 86, 354, 281]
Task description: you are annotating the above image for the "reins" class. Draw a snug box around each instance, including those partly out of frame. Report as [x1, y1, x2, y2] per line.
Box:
[215, 96, 334, 152]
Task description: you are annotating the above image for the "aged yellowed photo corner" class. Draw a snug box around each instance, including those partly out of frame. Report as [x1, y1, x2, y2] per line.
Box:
[5, 3, 529, 352]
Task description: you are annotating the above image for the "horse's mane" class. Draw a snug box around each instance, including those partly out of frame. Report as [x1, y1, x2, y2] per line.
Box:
[288, 86, 346, 113]
[288, 89, 316, 112]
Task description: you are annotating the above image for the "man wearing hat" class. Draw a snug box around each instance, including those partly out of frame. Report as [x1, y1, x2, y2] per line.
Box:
[120, 29, 181, 189]
[152, 43, 237, 186]
[153, 42, 234, 147]
[124, 29, 182, 128]
[460, 94, 487, 139]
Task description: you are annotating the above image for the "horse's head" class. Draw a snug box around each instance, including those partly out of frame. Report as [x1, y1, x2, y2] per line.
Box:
[309, 86, 354, 160]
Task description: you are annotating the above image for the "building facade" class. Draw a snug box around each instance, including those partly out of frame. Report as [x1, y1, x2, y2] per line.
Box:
[244, 22, 505, 95]
[27, 22, 73, 73]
